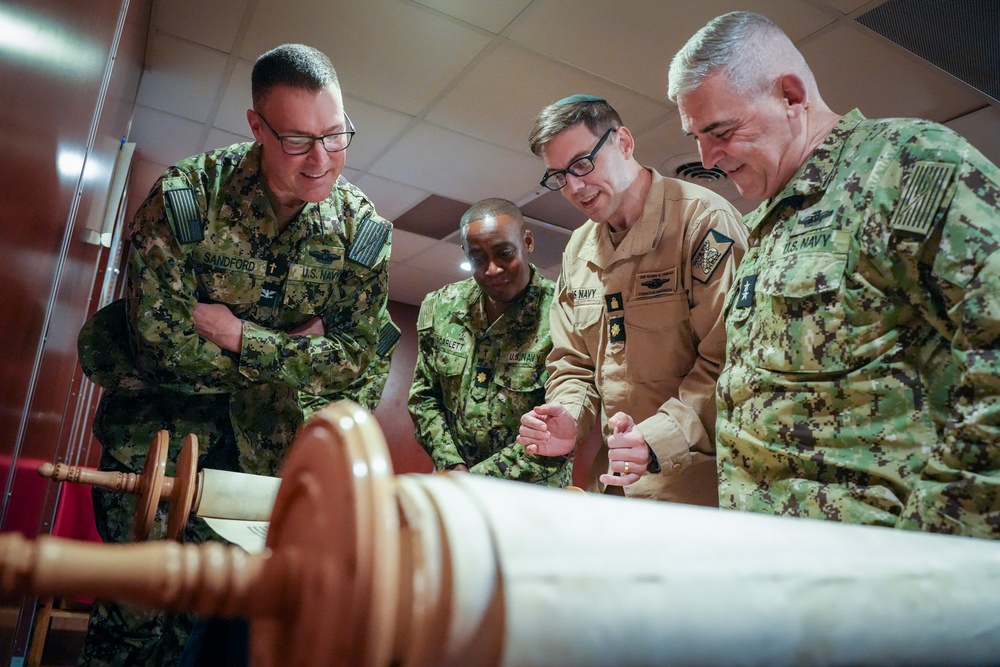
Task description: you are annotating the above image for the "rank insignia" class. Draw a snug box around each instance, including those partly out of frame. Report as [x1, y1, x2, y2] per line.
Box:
[735, 274, 757, 308]
[258, 255, 288, 310]
[609, 316, 626, 344]
[605, 292, 624, 312]
[474, 366, 492, 390]
[692, 229, 735, 284]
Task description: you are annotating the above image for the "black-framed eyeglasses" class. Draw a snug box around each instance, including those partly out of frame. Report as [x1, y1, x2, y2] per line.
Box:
[539, 126, 617, 191]
[256, 112, 355, 155]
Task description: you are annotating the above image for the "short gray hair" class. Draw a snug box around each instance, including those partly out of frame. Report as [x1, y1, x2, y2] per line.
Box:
[667, 11, 810, 102]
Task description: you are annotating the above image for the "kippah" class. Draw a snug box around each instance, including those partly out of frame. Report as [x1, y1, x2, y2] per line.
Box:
[552, 94, 606, 106]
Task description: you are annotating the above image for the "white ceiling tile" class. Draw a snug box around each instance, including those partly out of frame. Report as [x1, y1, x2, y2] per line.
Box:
[802, 23, 987, 121]
[137, 33, 229, 122]
[427, 43, 674, 152]
[129, 105, 205, 167]
[412, 0, 533, 33]
[386, 228, 439, 263]
[155, 0, 250, 53]
[213, 59, 254, 136]
[947, 106, 1000, 166]
[343, 97, 414, 170]
[369, 122, 540, 203]
[351, 174, 429, 223]
[400, 240, 470, 279]
[507, 0, 835, 101]
[240, 0, 492, 115]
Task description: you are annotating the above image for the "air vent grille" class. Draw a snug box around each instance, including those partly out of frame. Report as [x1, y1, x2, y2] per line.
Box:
[675, 161, 727, 182]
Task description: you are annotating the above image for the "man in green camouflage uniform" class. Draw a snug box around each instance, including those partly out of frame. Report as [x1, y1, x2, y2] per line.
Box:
[76, 44, 397, 665]
[408, 199, 571, 486]
[670, 12, 1000, 538]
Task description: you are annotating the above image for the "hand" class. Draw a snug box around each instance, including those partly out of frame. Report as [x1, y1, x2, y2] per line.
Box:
[600, 412, 648, 487]
[289, 316, 325, 337]
[193, 303, 243, 352]
[517, 404, 577, 457]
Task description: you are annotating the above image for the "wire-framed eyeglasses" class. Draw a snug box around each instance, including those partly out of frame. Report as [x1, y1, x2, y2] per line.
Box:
[257, 112, 355, 155]
[539, 126, 617, 191]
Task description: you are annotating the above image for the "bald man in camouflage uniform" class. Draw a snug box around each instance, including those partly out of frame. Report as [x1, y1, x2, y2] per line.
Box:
[670, 12, 1000, 538]
[76, 44, 397, 665]
[408, 199, 570, 486]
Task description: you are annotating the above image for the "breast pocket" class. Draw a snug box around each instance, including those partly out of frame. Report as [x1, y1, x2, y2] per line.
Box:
[753, 251, 849, 372]
[194, 262, 262, 316]
[624, 295, 693, 383]
[573, 302, 604, 353]
[493, 363, 547, 427]
[283, 258, 343, 316]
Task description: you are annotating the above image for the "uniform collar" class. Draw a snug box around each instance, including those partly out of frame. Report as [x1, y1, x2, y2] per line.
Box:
[579, 167, 664, 269]
[225, 142, 345, 241]
[465, 265, 545, 333]
[747, 109, 867, 229]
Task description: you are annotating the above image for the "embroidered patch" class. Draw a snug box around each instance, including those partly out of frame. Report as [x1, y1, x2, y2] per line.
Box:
[735, 274, 757, 308]
[376, 321, 401, 358]
[634, 269, 677, 300]
[609, 316, 626, 344]
[347, 215, 391, 268]
[473, 365, 492, 390]
[257, 255, 288, 310]
[163, 187, 204, 244]
[572, 286, 603, 305]
[308, 249, 341, 264]
[890, 161, 956, 237]
[692, 229, 735, 284]
[605, 292, 624, 312]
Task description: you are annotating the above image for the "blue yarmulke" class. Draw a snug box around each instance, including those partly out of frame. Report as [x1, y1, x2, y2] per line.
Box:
[552, 94, 605, 106]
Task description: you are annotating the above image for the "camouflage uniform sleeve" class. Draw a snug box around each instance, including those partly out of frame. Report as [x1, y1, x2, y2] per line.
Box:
[887, 130, 1000, 539]
[637, 205, 748, 472]
[407, 294, 467, 470]
[240, 213, 391, 396]
[469, 445, 572, 487]
[544, 252, 601, 439]
[299, 310, 400, 418]
[127, 171, 248, 393]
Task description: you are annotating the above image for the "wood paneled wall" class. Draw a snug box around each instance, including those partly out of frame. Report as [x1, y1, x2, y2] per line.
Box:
[0, 0, 150, 661]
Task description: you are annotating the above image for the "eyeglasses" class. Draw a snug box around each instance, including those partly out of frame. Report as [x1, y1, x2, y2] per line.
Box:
[256, 112, 355, 155]
[539, 126, 617, 191]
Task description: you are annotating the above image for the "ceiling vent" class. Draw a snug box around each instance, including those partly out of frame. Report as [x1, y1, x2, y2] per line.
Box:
[673, 161, 728, 183]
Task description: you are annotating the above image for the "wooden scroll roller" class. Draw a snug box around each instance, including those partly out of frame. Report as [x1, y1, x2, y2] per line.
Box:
[6, 400, 1000, 666]
[38, 432, 279, 543]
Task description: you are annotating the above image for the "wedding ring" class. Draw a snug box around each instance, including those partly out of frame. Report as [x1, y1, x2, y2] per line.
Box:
[623, 461, 630, 474]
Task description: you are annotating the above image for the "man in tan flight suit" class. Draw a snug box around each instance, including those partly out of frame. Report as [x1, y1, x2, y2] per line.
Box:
[518, 95, 747, 504]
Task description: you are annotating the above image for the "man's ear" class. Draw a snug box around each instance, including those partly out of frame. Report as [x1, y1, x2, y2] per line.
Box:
[779, 74, 808, 119]
[523, 228, 535, 253]
[616, 125, 636, 159]
[247, 109, 265, 144]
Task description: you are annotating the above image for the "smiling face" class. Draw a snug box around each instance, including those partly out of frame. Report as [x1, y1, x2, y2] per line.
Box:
[248, 83, 348, 214]
[540, 122, 636, 228]
[677, 72, 801, 200]
[463, 214, 535, 311]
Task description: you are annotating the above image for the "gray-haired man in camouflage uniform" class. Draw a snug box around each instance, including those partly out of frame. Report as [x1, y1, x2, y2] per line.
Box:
[76, 44, 398, 665]
[408, 198, 571, 486]
[669, 11, 1000, 538]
